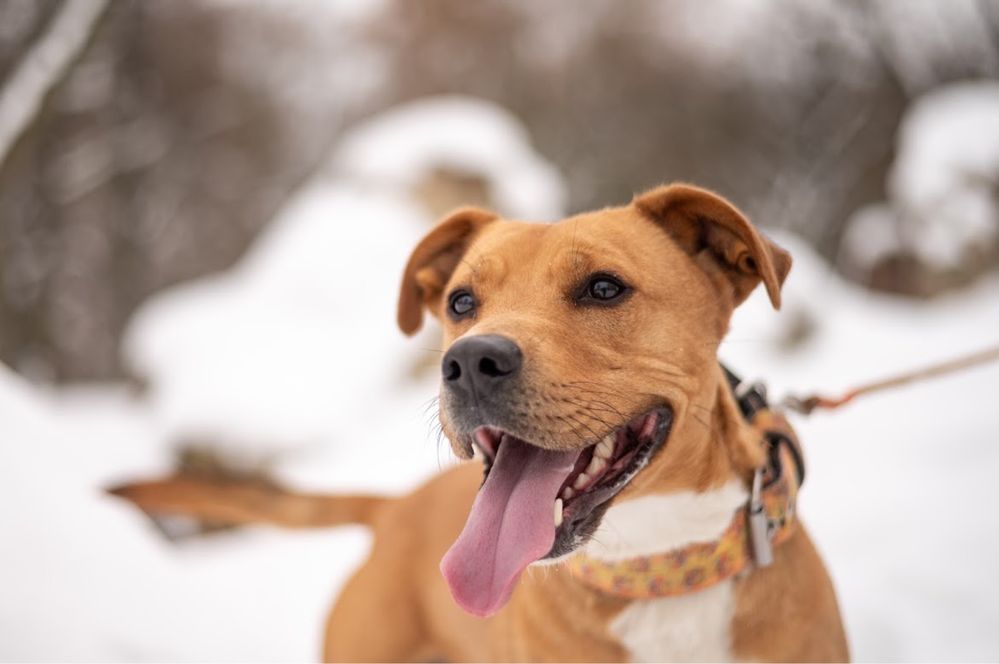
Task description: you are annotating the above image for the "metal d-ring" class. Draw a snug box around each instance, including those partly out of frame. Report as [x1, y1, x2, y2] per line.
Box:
[748, 466, 774, 567]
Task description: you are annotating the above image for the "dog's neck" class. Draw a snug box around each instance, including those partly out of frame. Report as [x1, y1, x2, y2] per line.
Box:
[575, 363, 767, 561]
[582, 369, 754, 561]
[564, 368, 802, 601]
[581, 478, 748, 562]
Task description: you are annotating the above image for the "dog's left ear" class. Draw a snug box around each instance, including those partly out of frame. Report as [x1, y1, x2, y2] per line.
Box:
[397, 207, 498, 335]
[634, 183, 791, 309]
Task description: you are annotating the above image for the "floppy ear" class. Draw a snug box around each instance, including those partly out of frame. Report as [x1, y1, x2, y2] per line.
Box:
[397, 207, 498, 335]
[633, 183, 791, 309]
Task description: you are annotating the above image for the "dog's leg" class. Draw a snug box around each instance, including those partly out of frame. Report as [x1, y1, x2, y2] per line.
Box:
[323, 465, 486, 662]
[731, 524, 850, 661]
[323, 554, 433, 662]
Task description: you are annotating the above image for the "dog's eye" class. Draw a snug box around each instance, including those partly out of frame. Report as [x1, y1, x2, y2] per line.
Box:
[581, 274, 629, 303]
[589, 278, 622, 300]
[448, 290, 477, 319]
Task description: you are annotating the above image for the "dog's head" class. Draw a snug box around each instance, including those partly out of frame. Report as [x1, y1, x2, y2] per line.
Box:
[397, 183, 790, 616]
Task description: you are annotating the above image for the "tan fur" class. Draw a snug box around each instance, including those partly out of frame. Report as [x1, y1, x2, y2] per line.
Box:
[112, 183, 848, 662]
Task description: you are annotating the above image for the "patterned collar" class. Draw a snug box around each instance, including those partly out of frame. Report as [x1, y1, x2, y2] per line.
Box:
[566, 371, 805, 599]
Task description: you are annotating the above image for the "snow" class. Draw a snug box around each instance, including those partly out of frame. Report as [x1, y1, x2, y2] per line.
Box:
[3, 96, 999, 660]
[728, 234, 999, 661]
[844, 81, 999, 271]
[124, 184, 434, 470]
[333, 96, 567, 221]
[124, 97, 565, 481]
[0, 366, 375, 661]
[890, 82, 999, 265]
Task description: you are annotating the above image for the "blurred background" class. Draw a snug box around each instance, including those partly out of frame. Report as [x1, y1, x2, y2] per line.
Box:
[1, 0, 998, 660]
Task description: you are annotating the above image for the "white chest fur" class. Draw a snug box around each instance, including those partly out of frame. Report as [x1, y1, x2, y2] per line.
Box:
[586, 480, 747, 662]
[610, 580, 736, 662]
[584, 479, 747, 562]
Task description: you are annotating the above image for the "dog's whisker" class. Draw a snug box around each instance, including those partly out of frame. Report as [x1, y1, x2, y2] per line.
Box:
[562, 391, 628, 413]
[560, 411, 607, 444]
[559, 396, 625, 419]
[551, 413, 593, 448]
[565, 410, 622, 431]
[421, 396, 441, 416]
[687, 412, 710, 433]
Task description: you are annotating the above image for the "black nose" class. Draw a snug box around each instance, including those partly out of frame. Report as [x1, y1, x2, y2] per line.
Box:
[442, 334, 523, 396]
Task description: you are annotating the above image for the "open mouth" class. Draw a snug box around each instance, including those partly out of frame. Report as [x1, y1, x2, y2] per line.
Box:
[439, 405, 672, 617]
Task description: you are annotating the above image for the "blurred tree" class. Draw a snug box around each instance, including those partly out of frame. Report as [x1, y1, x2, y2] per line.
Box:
[3, 0, 998, 384]
[0, 0, 333, 382]
[365, 0, 999, 293]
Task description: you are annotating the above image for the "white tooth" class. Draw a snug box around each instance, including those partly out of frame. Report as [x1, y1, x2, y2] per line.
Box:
[554, 498, 564, 527]
[573, 472, 590, 490]
[595, 436, 614, 458]
[586, 455, 607, 476]
[561, 486, 575, 500]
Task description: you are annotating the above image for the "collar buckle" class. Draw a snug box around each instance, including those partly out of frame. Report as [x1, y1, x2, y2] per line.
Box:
[748, 466, 774, 567]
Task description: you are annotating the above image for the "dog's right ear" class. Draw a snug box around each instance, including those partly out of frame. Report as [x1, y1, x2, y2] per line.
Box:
[397, 207, 498, 335]
[634, 183, 791, 309]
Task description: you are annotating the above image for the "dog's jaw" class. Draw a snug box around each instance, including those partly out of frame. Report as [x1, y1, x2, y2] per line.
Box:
[439, 405, 673, 616]
[546, 406, 673, 559]
[463, 405, 674, 560]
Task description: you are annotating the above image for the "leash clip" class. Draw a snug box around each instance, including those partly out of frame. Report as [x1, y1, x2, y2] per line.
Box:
[748, 466, 774, 568]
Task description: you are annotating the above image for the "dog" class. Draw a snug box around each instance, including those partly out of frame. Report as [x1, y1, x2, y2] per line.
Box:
[112, 183, 849, 662]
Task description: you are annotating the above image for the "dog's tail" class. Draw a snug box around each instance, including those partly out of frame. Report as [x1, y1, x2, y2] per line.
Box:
[107, 475, 387, 529]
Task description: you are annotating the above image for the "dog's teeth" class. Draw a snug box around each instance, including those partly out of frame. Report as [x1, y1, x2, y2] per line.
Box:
[561, 486, 575, 500]
[595, 435, 614, 458]
[554, 498, 564, 527]
[573, 473, 590, 490]
[586, 454, 607, 476]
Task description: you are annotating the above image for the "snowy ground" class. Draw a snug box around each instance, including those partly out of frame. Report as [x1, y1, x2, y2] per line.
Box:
[2, 97, 998, 661]
[729, 236, 999, 661]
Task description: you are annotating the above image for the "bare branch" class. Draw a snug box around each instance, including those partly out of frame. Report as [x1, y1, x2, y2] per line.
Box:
[0, 0, 109, 167]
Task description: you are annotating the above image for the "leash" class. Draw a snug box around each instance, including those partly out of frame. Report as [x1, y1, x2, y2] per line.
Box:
[721, 345, 999, 564]
[778, 343, 999, 416]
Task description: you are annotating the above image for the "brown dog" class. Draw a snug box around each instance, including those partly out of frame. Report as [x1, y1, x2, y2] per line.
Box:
[113, 183, 849, 662]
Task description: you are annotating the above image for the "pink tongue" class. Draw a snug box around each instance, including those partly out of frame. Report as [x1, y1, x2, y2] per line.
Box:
[440, 437, 577, 617]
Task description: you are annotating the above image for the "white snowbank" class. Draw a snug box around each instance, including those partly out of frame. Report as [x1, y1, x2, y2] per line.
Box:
[125, 185, 432, 466]
[333, 96, 567, 220]
[844, 82, 999, 271]
[124, 96, 566, 477]
[0, 365, 372, 661]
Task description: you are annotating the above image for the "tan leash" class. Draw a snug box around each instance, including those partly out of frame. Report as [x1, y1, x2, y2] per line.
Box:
[781, 343, 999, 416]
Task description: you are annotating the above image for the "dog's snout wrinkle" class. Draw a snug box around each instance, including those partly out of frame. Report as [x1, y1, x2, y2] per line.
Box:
[442, 334, 523, 398]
